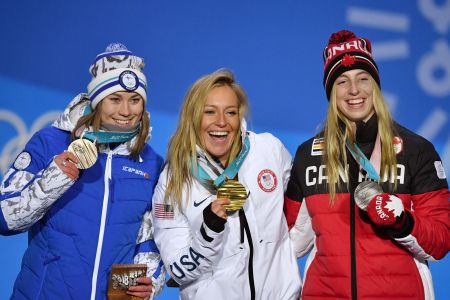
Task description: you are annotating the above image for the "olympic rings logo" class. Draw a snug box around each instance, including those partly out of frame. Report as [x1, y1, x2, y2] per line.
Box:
[0, 109, 62, 177]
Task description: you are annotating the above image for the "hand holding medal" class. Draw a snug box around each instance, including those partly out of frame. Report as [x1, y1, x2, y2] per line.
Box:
[55, 151, 80, 180]
[55, 132, 97, 181]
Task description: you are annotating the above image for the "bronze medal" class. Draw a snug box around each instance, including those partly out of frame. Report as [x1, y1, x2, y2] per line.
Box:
[67, 138, 98, 169]
[217, 179, 248, 212]
[107, 264, 147, 300]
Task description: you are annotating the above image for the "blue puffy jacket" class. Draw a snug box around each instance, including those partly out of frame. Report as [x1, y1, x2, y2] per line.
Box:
[0, 95, 164, 299]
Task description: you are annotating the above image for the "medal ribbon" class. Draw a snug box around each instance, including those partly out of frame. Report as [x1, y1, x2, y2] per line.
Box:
[346, 133, 381, 181]
[82, 127, 140, 144]
[193, 135, 250, 188]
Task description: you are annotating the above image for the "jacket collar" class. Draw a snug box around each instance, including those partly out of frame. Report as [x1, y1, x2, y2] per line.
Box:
[355, 114, 378, 144]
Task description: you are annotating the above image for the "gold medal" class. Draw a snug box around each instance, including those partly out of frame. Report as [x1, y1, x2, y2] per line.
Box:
[217, 179, 248, 212]
[67, 138, 98, 169]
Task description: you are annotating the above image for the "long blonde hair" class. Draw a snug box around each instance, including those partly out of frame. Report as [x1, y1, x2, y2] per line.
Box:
[71, 97, 149, 160]
[323, 77, 397, 202]
[165, 69, 249, 209]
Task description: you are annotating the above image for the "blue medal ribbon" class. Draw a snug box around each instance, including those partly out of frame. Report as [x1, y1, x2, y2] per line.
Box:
[346, 140, 380, 181]
[82, 127, 140, 144]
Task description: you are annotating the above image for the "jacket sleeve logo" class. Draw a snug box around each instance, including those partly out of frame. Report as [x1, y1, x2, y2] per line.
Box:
[169, 247, 206, 279]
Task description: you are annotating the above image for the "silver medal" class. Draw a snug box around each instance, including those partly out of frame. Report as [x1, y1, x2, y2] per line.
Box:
[354, 180, 383, 211]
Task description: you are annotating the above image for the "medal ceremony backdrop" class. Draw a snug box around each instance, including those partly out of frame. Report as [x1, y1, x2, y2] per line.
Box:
[1, 1, 449, 299]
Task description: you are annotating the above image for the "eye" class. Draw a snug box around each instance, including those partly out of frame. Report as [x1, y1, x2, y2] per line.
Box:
[107, 96, 121, 103]
[336, 79, 347, 85]
[226, 109, 238, 116]
[130, 97, 142, 104]
[203, 104, 217, 115]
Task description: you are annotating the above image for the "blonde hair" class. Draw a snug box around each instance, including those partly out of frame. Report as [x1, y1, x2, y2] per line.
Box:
[71, 97, 149, 160]
[323, 77, 397, 202]
[165, 69, 249, 209]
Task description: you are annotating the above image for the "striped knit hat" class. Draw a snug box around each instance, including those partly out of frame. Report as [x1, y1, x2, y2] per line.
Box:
[87, 43, 147, 108]
[323, 30, 380, 100]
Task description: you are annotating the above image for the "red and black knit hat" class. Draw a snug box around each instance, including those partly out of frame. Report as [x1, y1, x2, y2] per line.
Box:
[323, 29, 380, 100]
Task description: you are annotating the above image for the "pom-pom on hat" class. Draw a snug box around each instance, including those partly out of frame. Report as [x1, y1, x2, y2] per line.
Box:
[323, 30, 380, 100]
[87, 43, 147, 109]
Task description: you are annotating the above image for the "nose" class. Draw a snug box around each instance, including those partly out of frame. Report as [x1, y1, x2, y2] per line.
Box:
[215, 111, 226, 126]
[349, 80, 359, 95]
[119, 101, 131, 116]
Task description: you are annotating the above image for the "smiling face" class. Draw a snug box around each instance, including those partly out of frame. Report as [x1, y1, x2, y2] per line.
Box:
[100, 91, 144, 128]
[200, 85, 240, 166]
[334, 69, 375, 123]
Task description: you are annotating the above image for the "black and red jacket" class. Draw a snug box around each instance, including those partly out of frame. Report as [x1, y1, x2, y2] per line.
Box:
[285, 116, 449, 300]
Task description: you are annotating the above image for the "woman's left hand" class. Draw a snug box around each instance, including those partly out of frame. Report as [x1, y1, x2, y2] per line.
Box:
[211, 197, 231, 220]
[126, 277, 154, 300]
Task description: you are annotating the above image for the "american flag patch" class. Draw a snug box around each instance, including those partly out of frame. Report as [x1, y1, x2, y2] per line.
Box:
[311, 138, 324, 156]
[154, 203, 174, 219]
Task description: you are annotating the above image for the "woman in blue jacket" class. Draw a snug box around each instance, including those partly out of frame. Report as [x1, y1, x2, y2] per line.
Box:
[0, 43, 165, 300]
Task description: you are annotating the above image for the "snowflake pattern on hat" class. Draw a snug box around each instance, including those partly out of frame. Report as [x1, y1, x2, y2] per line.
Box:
[105, 43, 128, 52]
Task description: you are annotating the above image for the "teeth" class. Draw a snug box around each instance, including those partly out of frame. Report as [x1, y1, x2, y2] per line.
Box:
[348, 99, 363, 105]
[114, 119, 130, 125]
[209, 131, 228, 136]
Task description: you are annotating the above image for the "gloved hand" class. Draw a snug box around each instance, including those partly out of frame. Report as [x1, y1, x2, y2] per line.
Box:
[355, 181, 405, 228]
[366, 193, 405, 227]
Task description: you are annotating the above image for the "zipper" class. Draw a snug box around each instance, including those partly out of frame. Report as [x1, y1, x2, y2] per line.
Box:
[239, 209, 255, 300]
[348, 147, 361, 300]
[350, 194, 357, 300]
[90, 151, 113, 300]
[349, 138, 375, 300]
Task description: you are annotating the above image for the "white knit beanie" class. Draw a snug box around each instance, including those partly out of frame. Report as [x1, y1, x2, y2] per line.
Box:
[87, 43, 147, 109]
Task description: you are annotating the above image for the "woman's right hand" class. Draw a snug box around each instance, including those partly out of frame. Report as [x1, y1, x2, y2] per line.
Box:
[211, 197, 231, 220]
[54, 151, 79, 180]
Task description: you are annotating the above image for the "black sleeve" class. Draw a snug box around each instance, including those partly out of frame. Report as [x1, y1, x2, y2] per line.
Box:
[203, 203, 226, 233]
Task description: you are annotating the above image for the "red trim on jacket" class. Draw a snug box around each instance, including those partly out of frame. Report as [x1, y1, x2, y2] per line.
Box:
[284, 195, 301, 230]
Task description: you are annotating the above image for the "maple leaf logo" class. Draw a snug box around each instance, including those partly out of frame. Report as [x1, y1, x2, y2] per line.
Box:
[341, 54, 355, 66]
[384, 195, 404, 217]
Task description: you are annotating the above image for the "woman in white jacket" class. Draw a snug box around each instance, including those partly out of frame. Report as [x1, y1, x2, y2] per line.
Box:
[151, 69, 301, 300]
